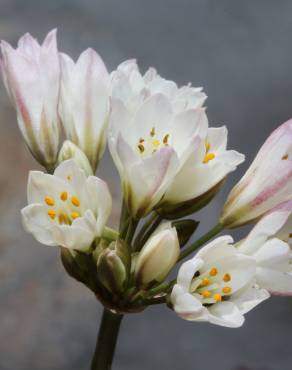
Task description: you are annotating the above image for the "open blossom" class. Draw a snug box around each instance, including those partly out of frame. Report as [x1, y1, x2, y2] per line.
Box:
[21, 160, 112, 251]
[0, 30, 60, 168]
[59, 49, 110, 171]
[220, 120, 292, 228]
[171, 236, 269, 327]
[111, 59, 206, 114]
[161, 126, 244, 207]
[135, 222, 180, 286]
[109, 61, 208, 218]
[238, 201, 292, 295]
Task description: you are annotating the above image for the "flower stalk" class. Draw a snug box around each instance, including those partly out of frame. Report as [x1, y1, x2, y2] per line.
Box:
[91, 309, 123, 370]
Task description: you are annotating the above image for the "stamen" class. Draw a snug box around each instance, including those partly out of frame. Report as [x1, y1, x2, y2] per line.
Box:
[282, 154, 289, 160]
[201, 277, 210, 286]
[71, 212, 80, 219]
[203, 153, 215, 164]
[289, 233, 292, 238]
[138, 144, 145, 153]
[209, 267, 218, 277]
[150, 127, 155, 137]
[201, 290, 211, 298]
[205, 141, 211, 152]
[222, 286, 232, 294]
[58, 213, 69, 225]
[213, 293, 222, 302]
[163, 134, 170, 145]
[71, 196, 80, 207]
[67, 175, 71, 181]
[139, 138, 145, 143]
[60, 191, 68, 201]
[48, 209, 57, 220]
[45, 196, 55, 206]
[223, 273, 231, 282]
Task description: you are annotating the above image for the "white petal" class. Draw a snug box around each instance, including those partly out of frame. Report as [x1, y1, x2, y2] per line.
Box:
[256, 267, 292, 295]
[50, 223, 94, 251]
[232, 284, 270, 314]
[21, 204, 57, 246]
[208, 302, 245, 328]
[171, 285, 208, 321]
[177, 258, 204, 292]
[85, 176, 112, 236]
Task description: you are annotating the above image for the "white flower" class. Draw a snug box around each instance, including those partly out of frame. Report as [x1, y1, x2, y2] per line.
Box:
[220, 120, 292, 228]
[111, 59, 206, 114]
[238, 201, 292, 295]
[135, 222, 180, 285]
[171, 236, 269, 327]
[21, 160, 112, 251]
[109, 61, 208, 218]
[0, 30, 60, 168]
[162, 126, 245, 205]
[59, 49, 110, 171]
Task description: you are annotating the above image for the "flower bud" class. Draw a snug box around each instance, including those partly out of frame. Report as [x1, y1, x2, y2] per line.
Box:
[0, 30, 60, 168]
[134, 224, 180, 286]
[96, 240, 130, 294]
[58, 140, 93, 176]
[220, 120, 292, 228]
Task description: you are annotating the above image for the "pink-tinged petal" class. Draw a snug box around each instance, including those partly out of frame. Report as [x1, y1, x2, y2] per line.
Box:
[221, 119, 292, 228]
[17, 33, 40, 59]
[59, 47, 110, 170]
[0, 30, 60, 167]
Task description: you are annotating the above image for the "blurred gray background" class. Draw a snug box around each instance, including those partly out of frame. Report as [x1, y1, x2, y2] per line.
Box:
[0, 0, 292, 369]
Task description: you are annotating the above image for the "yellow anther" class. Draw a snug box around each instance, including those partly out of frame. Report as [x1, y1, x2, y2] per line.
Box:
[67, 175, 71, 181]
[209, 267, 218, 277]
[223, 273, 231, 282]
[163, 134, 170, 145]
[71, 196, 80, 207]
[289, 233, 292, 238]
[58, 213, 69, 225]
[47, 209, 57, 220]
[60, 191, 68, 201]
[152, 139, 160, 148]
[71, 212, 80, 219]
[139, 138, 145, 143]
[222, 286, 232, 294]
[138, 144, 145, 153]
[201, 277, 210, 286]
[150, 127, 156, 137]
[205, 141, 211, 152]
[282, 154, 289, 160]
[213, 293, 222, 302]
[203, 152, 215, 164]
[201, 290, 211, 298]
[45, 196, 55, 206]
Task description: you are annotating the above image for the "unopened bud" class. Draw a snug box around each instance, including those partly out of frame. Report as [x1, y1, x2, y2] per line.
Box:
[58, 140, 93, 176]
[135, 224, 180, 286]
[96, 239, 130, 294]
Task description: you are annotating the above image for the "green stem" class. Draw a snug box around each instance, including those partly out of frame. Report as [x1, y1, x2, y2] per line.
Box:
[147, 280, 176, 296]
[179, 223, 224, 261]
[102, 227, 119, 242]
[91, 309, 123, 370]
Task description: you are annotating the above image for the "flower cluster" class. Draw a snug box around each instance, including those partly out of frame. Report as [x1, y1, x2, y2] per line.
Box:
[1, 30, 292, 330]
